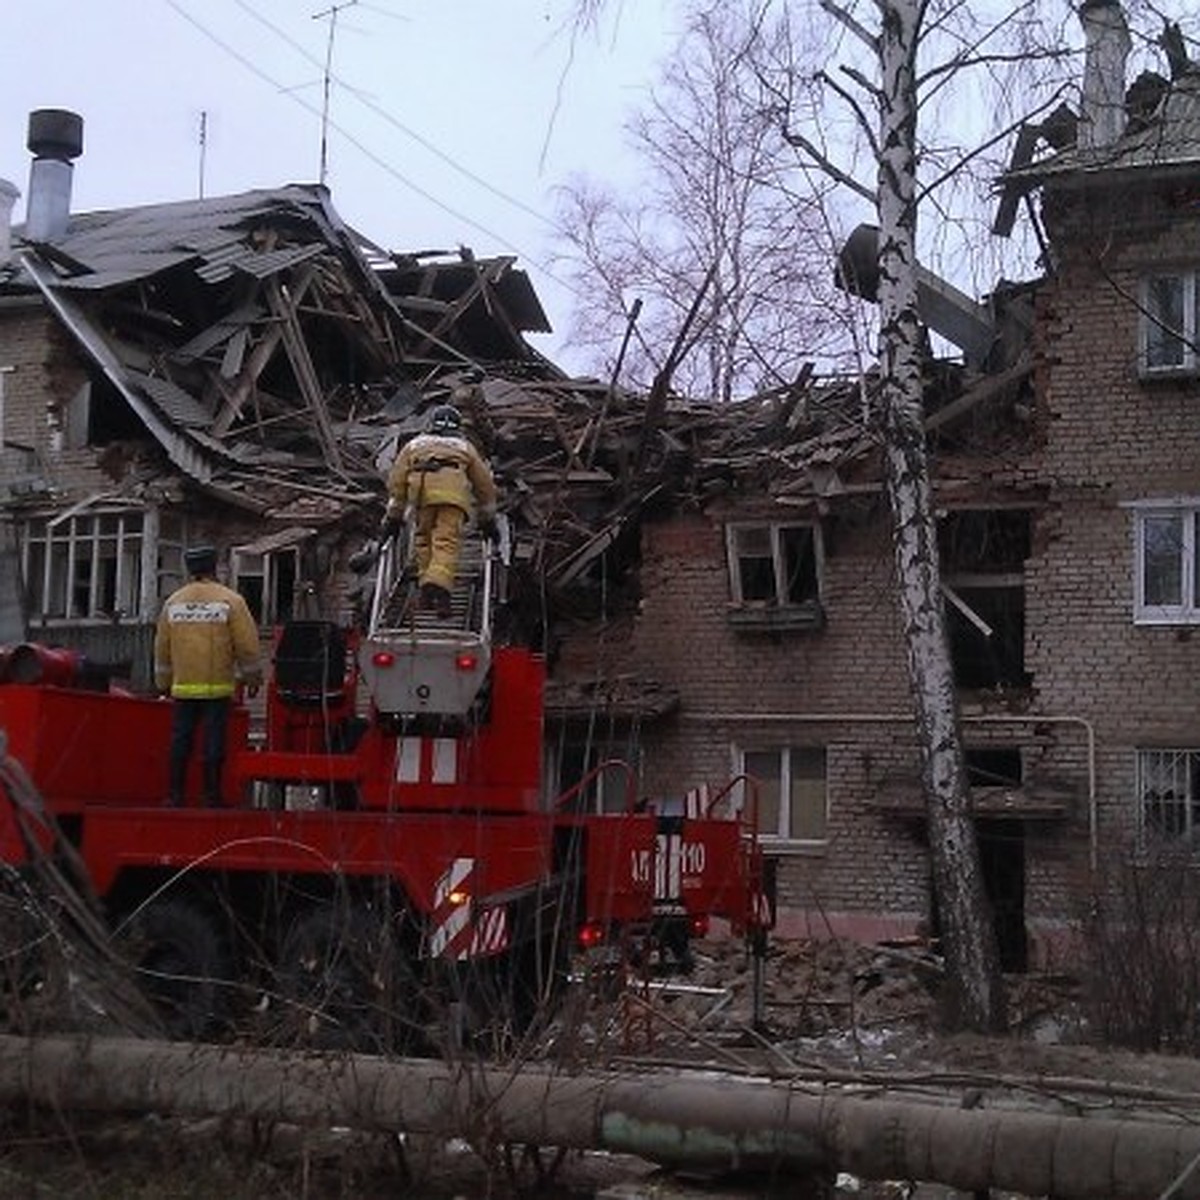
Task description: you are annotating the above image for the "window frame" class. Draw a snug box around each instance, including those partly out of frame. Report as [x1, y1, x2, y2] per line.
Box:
[1137, 747, 1200, 844]
[1139, 271, 1200, 376]
[543, 732, 641, 815]
[724, 521, 823, 633]
[1131, 503, 1200, 625]
[18, 508, 154, 625]
[726, 521, 821, 607]
[732, 744, 829, 847]
[232, 528, 312, 627]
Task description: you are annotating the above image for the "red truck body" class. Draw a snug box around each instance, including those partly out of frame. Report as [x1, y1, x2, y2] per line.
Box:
[0, 621, 766, 1045]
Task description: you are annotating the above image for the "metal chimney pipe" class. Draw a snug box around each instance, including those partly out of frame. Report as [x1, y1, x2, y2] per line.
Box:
[25, 109, 83, 243]
[1079, 0, 1130, 150]
[0, 180, 20, 265]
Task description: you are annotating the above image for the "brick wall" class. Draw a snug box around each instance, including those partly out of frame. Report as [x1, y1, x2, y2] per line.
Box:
[1027, 177, 1200, 919]
[623, 506, 935, 940]
[548, 176, 1200, 958]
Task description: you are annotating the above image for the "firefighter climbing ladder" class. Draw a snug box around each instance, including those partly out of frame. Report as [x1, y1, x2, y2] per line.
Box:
[359, 518, 511, 718]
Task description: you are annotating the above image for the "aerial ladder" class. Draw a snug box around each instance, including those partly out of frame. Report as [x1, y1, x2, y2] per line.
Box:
[358, 518, 510, 723]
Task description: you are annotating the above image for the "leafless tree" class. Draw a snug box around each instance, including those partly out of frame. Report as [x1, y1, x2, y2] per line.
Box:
[777, 0, 1195, 1033]
[552, 1, 858, 400]
[566, 0, 1198, 1031]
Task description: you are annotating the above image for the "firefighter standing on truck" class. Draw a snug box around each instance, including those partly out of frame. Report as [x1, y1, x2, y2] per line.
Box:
[154, 545, 262, 807]
[381, 403, 498, 618]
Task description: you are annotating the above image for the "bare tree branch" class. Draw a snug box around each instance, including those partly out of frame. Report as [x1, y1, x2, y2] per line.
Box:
[780, 126, 876, 204]
[819, 0, 879, 52]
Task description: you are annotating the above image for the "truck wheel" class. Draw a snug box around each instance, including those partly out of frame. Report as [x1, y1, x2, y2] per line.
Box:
[276, 902, 425, 1054]
[118, 897, 231, 1040]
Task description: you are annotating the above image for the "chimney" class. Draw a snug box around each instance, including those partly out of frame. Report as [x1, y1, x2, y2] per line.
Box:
[25, 109, 83, 243]
[0, 180, 19, 265]
[1079, 0, 1131, 150]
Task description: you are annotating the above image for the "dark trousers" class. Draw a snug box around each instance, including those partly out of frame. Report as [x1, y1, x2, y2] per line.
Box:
[168, 697, 230, 806]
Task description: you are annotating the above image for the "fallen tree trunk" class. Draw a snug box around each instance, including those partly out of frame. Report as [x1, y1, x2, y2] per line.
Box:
[1, 1035, 1199, 1198]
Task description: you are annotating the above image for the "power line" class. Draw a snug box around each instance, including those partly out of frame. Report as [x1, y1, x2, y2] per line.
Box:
[163, 0, 561, 275]
[233, 0, 557, 231]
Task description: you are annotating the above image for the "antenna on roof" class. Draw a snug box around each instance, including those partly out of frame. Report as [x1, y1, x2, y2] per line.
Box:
[312, 0, 357, 187]
[198, 111, 208, 200]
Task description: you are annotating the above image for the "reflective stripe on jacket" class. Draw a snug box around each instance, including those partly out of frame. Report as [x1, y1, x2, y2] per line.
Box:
[386, 432, 497, 519]
[153, 580, 262, 699]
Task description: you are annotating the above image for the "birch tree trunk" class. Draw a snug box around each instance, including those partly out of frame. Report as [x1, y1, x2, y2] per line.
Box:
[874, 0, 1005, 1031]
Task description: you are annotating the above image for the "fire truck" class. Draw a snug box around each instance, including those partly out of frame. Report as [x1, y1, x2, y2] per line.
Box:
[0, 524, 767, 1049]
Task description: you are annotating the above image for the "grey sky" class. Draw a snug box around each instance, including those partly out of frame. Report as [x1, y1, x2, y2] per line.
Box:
[1, 1, 679, 369]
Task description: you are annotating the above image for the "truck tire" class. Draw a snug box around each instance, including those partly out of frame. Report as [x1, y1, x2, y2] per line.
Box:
[275, 901, 425, 1054]
[117, 896, 231, 1040]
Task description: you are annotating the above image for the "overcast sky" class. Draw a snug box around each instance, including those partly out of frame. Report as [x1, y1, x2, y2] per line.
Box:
[0, 1, 680, 370]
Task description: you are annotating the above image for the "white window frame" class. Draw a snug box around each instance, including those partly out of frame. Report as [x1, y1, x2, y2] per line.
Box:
[726, 522, 821, 608]
[1137, 748, 1200, 843]
[543, 736, 640, 815]
[732, 744, 829, 846]
[232, 527, 312, 627]
[19, 509, 150, 624]
[1139, 272, 1200, 375]
[1131, 503, 1200, 625]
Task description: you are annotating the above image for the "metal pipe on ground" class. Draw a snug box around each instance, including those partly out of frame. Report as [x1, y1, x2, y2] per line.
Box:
[0, 1035, 1197, 1198]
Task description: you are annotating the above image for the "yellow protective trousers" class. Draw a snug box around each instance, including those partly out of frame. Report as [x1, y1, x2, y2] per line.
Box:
[413, 504, 466, 591]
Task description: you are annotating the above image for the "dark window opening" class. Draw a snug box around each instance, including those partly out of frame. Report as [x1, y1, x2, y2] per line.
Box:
[966, 748, 1023, 789]
[941, 510, 1030, 690]
[274, 553, 297, 623]
[87, 375, 143, 444]
[947, 586, 1029, 689]
[939, 510, 1030, 572]
[241, 577, 265, 624]
[781, 526, 819, 604]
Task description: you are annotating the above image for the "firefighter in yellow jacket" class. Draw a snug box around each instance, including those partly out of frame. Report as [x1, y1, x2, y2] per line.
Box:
[381, 404, 498, 617]
[154, 545, 262, 807]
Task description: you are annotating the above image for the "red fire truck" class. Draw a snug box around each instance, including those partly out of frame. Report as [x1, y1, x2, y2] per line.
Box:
[0, 526, 767, 1049]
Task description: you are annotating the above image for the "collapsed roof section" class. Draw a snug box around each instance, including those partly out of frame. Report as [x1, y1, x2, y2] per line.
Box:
[0, 163, 1035, 624]
[7, 183, 555, 519]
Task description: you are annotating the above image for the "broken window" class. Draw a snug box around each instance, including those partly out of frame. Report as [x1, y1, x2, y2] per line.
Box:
[20, 511, 145, 622]
[726, 523, 821, 628]
[1137, 748, 1200, 842]
[938, 509, 1031, 689]
[735, 745, 827, 843]
[1134, 507, 1200, 624]
[232, 528, 313, 627]
[966, 747, 1023, 791]
[1140, 273, 1200, 374]
[233, 548, 297, 627]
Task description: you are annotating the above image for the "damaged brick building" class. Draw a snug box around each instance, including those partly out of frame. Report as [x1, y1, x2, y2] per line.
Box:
[2, 0, 1199, 968]
[538, 0, 1200, 966]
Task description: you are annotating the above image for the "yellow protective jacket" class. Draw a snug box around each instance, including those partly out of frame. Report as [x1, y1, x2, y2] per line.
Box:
[154, 579, 262, 699]
[386, 432, 497, 521]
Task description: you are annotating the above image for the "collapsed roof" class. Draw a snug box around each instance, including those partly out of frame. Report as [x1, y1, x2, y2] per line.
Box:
[1, 173, 1034, 629]
[6, 183, 556, 519]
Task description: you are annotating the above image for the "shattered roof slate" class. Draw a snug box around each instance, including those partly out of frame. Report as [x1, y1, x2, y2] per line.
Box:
[32, 185, 348, 287]
[6, 183, 562, 520]
[125, 370, 211, 428]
